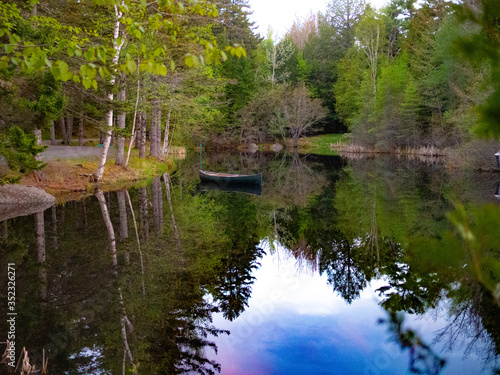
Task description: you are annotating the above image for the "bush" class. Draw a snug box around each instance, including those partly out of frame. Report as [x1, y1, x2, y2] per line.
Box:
[0, 126, 46, 174]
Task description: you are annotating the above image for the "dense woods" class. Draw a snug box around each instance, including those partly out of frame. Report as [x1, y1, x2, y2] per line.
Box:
[0, 0, 499, 182]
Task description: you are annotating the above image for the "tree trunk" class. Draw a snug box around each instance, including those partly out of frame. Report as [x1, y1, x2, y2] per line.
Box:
[33, 127, 42, 160]
[117, 190, 129, 263]
[150, 98, 161, 157]
[125, 190, 146, 297]
[138, 186, 149, 240]
[163, 173, 180, 244]
[60, 117, 67, 145]
[35, 211, 47, 300]
[50, 120, 56, 145]
[79, 114, 84, 146]
[81, 200, 88, 235]
[161, 106, 171, 155]
[93, 3, 124, 182]
[138, 113, 146, 159]
[66, 117, 73, 145]
[51, 205, 57, 251]
[117, 190, 128, 241]
[96, 189, 118, 267]
[151, 176, 163, 234]
[116, 74, 126, 165]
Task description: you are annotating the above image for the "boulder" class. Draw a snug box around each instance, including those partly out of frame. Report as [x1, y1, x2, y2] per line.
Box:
[270, 143, 283, 152]
[0, 185, 55, 221]
[245, 143, 259, 153]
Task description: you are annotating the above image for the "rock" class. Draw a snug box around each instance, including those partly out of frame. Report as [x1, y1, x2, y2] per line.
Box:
[0, 185, 55, 221]
[246, 143, 259, 153]
[270, 143, 283, 152]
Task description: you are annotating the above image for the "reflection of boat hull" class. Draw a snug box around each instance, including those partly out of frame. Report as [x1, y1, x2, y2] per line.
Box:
[199, 170, 262, 185]
[198, 181, 262, 195]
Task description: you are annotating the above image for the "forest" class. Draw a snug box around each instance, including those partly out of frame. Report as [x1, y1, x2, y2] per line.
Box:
[0, 0, 499, 182]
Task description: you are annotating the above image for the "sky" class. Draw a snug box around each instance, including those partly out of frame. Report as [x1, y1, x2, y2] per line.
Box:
[247, 0, 389, 38]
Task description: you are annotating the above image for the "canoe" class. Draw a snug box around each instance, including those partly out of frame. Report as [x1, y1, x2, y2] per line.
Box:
[199, 170, 262, 186]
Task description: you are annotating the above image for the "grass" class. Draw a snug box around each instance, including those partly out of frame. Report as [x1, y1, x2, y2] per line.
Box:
[20, 153, 174, 203]
[298, 133, 349, 155]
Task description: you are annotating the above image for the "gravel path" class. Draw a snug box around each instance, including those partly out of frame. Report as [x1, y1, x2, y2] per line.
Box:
[40, 145, 115, 161]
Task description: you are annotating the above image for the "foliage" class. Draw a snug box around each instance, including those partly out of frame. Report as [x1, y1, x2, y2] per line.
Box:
[0, 126, 46, 175]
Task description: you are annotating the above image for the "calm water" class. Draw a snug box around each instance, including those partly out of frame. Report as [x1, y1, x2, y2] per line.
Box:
[1, 152, 499, 374]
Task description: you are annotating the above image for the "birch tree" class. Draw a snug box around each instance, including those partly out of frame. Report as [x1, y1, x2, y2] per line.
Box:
[355, 6, 386, 95]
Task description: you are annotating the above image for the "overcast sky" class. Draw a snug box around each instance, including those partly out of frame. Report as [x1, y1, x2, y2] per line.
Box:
[247, 0, 389, 38]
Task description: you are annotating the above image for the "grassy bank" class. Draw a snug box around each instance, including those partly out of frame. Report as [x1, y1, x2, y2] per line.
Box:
[20, 153, 174, 203]
[298, 134, 349, 155]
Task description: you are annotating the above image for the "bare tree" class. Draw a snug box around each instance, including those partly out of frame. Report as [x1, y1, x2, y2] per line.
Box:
[274, 85, 328, 148]
[289, 13, 318, 50]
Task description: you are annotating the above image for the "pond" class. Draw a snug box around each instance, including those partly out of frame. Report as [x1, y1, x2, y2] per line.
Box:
[1, 152, 499, 374]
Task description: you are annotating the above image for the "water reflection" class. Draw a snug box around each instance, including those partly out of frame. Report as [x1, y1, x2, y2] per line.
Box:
[0, 152, 499, 374]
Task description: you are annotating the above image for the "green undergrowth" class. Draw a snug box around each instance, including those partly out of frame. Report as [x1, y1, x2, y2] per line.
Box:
[299, 133, 349, 155]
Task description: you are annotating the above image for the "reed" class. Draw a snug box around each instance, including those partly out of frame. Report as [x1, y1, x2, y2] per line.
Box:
[330, 142, 447, 157]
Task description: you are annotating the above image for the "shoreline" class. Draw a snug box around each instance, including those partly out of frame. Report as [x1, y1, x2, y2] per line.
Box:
[18, 156, 174, 203]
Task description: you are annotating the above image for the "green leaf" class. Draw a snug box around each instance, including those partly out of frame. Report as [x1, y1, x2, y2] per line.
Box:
[83, 47, 95, 61]
[155, 63, 167, 75]
[23, 47, 33, 58]
[9, 34, 20, 44]
[98, 66, 109, 78]
[82, 77, 92, 89]
[185, 54, 194, 68]
[0, 61, 8, 69]
[140, 0, 147, 8]
[4, 44, 14, 54]
[50, 66, 61, 80]
[97, 47, 106, 63]
[72, 75, 81, 83]
[92, 79, 97, 90]
[126, 60, 137, 73]
[170, 60, 176, 71]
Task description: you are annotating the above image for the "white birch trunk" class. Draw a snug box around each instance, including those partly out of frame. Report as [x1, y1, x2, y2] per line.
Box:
[96, 189, 118, 267]
[94, 3, 124, 182]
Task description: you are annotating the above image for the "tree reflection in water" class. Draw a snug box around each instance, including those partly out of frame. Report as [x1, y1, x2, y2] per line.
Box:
[378, 311, 446, 375]
[1, 152, 500, 373]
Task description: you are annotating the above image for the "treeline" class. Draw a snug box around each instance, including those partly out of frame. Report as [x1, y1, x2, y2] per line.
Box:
[1, 0, 499, 182]
[232, 0, 500, 151]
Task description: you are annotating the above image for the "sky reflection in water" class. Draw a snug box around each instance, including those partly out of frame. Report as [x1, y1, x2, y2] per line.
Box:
[209, 241, 490, 375]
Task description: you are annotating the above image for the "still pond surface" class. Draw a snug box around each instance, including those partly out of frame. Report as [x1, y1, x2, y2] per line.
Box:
[1, 152, 499, 374]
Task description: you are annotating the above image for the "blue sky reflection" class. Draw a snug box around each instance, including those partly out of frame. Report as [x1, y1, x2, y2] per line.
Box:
[208, 242, 490, 375]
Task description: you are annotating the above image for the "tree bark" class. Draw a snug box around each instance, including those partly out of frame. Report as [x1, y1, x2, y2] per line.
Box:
[161, 106, 171, 155]
[150, 98, 161, 157]
[93, 3, 125, 182]
[50, 120, 56, 145]
[66, 116, 73, 145]
[125, 78, 140, 167]
[60, 117, 67, 145]
[116, 73, 127, 165]
[79, 114, 84, 146]
[138, 113, 147, 159]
